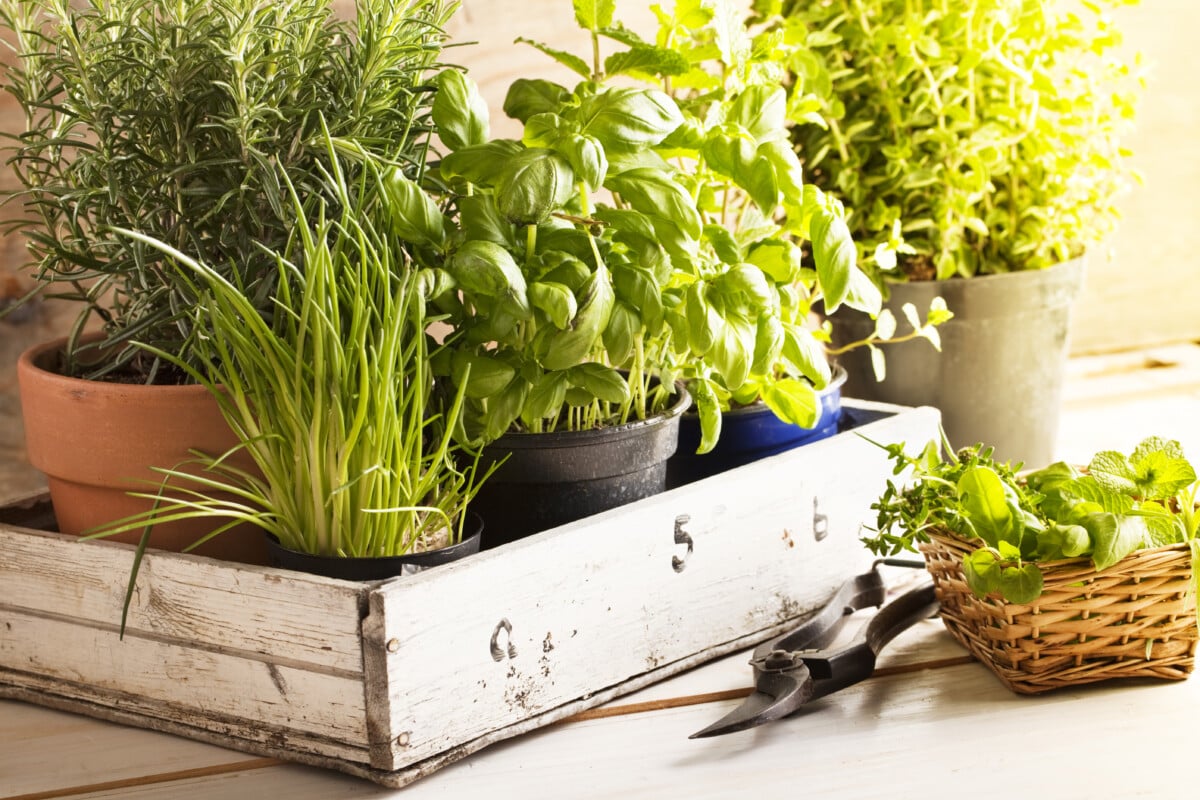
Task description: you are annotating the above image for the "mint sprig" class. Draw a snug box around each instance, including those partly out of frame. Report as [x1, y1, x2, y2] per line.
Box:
[864, 435, 1199, 603]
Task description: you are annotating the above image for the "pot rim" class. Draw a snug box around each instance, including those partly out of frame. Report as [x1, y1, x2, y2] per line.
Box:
[264, 512, 485, 580]
[681, 364, 847, 420]
[488, 378, 691, 448]
[18, 334, 205, 396]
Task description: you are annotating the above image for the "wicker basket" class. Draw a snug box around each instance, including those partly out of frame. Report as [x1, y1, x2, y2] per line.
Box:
[920, 531, 1198, 694]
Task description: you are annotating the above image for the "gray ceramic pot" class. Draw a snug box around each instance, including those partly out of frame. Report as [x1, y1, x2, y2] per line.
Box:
[828, 257, 1084, 467]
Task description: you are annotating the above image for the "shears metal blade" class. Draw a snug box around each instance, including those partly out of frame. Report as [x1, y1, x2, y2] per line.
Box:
[690, 562, 938, 739]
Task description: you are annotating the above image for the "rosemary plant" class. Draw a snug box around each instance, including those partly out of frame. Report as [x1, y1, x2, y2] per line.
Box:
[101, 151, 486, 559]
[0, 0, 454, 381]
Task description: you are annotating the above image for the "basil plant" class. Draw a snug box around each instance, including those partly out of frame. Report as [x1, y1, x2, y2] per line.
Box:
[388, 0, 906, 452]
[386, 65, 686, 445]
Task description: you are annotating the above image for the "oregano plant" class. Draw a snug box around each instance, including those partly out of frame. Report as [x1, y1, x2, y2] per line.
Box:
[764, 0, 1144, 281]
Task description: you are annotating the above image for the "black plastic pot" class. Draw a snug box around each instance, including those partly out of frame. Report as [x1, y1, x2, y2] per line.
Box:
[667, 367, 847, 487]
[264, 513, 483, 581]
[828, 257, 1084, 466]
[470, 386, 691, 548]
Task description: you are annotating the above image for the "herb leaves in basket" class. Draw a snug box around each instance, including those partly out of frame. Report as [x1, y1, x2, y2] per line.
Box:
[863, 434, 1200, 604]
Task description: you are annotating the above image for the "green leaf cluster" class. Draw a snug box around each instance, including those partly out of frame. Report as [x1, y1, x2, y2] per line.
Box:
[92, 150, 489, 560]
[394, 0, 934, 451]
[771, 0, 1144, 280]
[863, 434, 1199, 604]
[0, 0, 454, 381]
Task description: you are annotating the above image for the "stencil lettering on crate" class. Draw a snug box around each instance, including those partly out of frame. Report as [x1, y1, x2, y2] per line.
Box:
[490, 618, 518, 662]
[671, 514, 693, 572]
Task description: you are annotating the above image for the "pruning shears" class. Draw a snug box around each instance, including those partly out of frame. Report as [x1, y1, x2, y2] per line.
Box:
[690, 560, 939, 739]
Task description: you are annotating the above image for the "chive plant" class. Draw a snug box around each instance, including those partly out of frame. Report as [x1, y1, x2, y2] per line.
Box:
[105, 151, 485, 559]
[0, 0, 453, 382]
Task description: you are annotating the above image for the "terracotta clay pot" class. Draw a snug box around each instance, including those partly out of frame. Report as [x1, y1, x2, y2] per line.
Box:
[16, 336, 267, 563]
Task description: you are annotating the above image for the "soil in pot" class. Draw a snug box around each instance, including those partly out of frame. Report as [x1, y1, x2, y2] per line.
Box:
[469, 387, 691, 549]
[667, 367, 847, 487]
[264, 514, 484, 581]
[16, 335, 267, 563]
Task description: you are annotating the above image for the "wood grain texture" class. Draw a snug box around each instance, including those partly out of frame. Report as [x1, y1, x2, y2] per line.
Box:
[366, 403, 941, 771]
[30, 655, 1200, 800]
[0, 612, 369, 745]
[0, 700, 267, 799]
[0, 525, 366, 674]
[0, 401, 940, 787]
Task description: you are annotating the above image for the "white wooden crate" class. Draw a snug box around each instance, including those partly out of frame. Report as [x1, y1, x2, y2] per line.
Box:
[0, 400, 939, 788]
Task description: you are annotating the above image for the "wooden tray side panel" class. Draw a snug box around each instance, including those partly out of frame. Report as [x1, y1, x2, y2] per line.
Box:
[0, 609, 369, 744]
[0, 528, 366, 673]
[0, 522, 376, 756]
[365, 405, 941, 770]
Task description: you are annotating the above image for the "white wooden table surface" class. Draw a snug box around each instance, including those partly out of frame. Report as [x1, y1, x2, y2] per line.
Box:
[4, 345, 1200, 800]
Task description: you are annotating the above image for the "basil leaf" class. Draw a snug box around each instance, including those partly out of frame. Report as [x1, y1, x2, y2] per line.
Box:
[577, 88, 683, 150]
[529, 281, 578, 329]
[758, 139, 804, 203]
[1060, 524, 1091, 557]
[709, 313, 754, 390]
[440, 140, 524, 187]
[523, 371, 568, 423]
[685, 281, 720, 355]
[810, 206, 856, 314]
[542, 263, 614, 370]
[451, 351, 516, 399]
[458, 195, 516, 249]
[601, 300, 638, 365]
[504, 78, 571, 124]
[523, 112, 574, 149]
[689, 376, 722, 455]
[557, 133, 608, 190]
[843, 265, 883, 317]
[1088, 513, 1147, 571]
[747, 239, 801, 283]
[612, 266, 662, 334]
[702, 130, 756, 180]
[447, 240, 531, 319]
[704, 224, 741, 264]
[761, 378, 819, 428]
[381, 171, 445, 248]
[483, 377, 529, 441]
[728, 85, 787, 144]
[607, 167, 702, 239]
[957, 466, 1013, 548]
[752, 315, 785, 376]
[495, 149, 575, 225]
[720, 263, 774, 309]
[568, 362, 630, 405]
[781, 323, 833, 388]
[433, 69, 489, 152]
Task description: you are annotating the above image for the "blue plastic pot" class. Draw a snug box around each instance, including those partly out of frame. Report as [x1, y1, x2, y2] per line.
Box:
[666, 367, 847, 487]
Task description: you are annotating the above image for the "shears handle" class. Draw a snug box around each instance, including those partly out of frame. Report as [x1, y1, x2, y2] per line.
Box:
[800, 579, 939, 702]
[756, 569, 888, 658]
